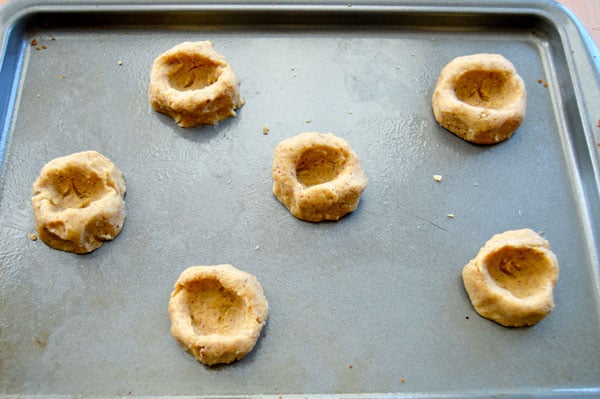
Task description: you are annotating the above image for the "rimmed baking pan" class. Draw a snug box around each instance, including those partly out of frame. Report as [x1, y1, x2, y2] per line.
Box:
[0, 0, 599, 397]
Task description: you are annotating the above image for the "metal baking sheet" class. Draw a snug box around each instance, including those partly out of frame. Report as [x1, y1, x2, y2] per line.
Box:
[1, 0, 599, 397]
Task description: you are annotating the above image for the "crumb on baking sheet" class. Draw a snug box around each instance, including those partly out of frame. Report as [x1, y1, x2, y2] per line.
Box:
[401, 378, 406, 384]
[446, 213, 455, 218]
[305, 119, 312, 123]
[28, 233, 37, 241]
[117, 60, 123, 65]
[30, 38, 49, 51]
[262, 124, 270, 135]
[597, 118, 600, 128]
[433, 174, 442, 182]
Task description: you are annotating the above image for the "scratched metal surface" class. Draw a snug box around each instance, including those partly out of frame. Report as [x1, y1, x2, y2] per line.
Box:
[0, 0, 599, 397]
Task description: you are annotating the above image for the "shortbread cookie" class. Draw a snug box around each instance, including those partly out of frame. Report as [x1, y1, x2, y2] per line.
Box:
[272, 132, 368, 222]
[169, 264, 269, 366]
[432, 53, 526, 144]
[31, 151, 126, 254]
[462, 229, 559, 327]
[148, 41, 244, 128]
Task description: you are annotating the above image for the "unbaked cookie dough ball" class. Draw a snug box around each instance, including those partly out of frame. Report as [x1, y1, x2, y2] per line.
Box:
[272, 132, 368, 222]
[31, 151, 126, 254]
[462, 229, 559, 327]
[168, 264, 269, 366]
[148, 41, 244, 128]
[432, 53, 526, 144]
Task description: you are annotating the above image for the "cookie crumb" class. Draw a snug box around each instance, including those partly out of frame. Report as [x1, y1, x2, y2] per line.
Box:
[597, 118, 600, 128]
[30, 39, 37, 46]
[255, 245, 261, 250]
[349, 364, 353, 369]
[28, 233, 37, 241]
[41, 45, 47, 50]
[117, 60, 123, 65]
[433, 174, 442, 182]
[262, 124, 270, 135]
[401, 378, 406, 384]
[446, 213, 455, 218]
[305, 119, 312, 123]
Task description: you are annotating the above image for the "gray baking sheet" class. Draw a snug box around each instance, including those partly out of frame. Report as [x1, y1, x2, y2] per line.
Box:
[1, 0, 600, 397]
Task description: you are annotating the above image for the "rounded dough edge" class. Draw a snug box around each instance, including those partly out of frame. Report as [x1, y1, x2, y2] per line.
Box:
[148, 41, 244, 128]
[31, 150, 126, 254]
[272, 132, 368, 222]
[168, 264, 269, 366]
[432, 53, 526, 144]
[462, 228, 559, 327]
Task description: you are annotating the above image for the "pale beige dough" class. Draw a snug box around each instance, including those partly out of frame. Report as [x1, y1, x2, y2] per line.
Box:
[148, 41, 244, 128]
[31, 150, 126, 254]
[432, 53, 526, 144]
[462, 229, 559, 327]
[272, 132, 368, 222]
[168, 264, 269, 366]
